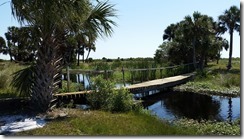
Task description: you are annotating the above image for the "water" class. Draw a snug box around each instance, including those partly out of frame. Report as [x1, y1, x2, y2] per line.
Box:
[62, 73, 131, 90]
[142, 91, 240, 122]
[63, 73, 240, 122]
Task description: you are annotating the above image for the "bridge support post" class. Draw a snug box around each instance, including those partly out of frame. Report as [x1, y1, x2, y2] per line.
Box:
[131, 71, 134, 84]
[66, 66, 70, 92]
[122, 67, 125, 87]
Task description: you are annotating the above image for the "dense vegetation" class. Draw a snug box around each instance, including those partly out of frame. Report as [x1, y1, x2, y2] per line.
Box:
[0, 1, 240, 136]
[154, 6, 240, 71]
[174, 58, 240, 97]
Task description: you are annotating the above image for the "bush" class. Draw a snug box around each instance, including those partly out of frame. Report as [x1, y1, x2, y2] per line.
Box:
[195, 69, 208, 79]
[110, 88, 134, 112]
[86, 76, 115, 110]
[86, 76, 136, 113]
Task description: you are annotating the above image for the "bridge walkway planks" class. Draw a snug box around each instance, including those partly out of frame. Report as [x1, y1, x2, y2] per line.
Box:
[54, 72, 196, 98]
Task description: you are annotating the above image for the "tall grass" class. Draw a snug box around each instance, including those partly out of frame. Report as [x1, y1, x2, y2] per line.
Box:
[174, 59, 241, 97]
[0, 62, 27, 98]
[15, 109, 196, 135]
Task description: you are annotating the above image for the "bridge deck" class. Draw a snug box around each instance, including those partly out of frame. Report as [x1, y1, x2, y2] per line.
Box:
[54, 72, 195, 98]
[127, 72, 195, 93]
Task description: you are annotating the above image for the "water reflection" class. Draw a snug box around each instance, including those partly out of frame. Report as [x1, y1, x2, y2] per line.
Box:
[142, 91, 240, 122]
[227, 98, 232, 123]
[62, 73, 240, 122]
[62, 73, 92, 90]
[63, 73, 131, 90]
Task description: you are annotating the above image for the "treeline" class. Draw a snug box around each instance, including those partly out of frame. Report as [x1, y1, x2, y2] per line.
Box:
[154, 6, 240, 70]
[0, 25, 97, 65]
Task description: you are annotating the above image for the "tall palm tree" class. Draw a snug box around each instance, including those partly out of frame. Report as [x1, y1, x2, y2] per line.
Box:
[184, 12, 214, 70]
[218, 5, 240, 70]
[184, 12, 203, 69]
[11, 0, 117, 112]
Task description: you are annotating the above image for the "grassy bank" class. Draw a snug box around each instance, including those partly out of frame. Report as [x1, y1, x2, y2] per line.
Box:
[173, 59, 240, 97]
[12, 109, 240, 136]
[173, 118, 240, 135]
[14, 109, 196, 136]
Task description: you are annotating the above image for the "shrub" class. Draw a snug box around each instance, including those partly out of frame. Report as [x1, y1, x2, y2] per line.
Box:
[86, 76, 137, 113]
[195, 69, 208, 79]
[86, 76, 114, 110]
[110, 88, 134, 112]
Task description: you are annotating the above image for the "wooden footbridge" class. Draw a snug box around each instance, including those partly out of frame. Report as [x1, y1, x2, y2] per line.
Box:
[54, 72, 196, 99]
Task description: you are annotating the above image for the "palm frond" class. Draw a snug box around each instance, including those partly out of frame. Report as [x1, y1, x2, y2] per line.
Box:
[85, 1, 117, 38]
[11, 65, 34, 97]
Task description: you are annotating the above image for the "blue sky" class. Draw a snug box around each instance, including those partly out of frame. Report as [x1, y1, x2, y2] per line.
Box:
[0, 0, 241, 60]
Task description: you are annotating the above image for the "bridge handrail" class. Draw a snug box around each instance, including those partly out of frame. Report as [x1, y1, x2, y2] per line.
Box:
[63, 62, 198, 73]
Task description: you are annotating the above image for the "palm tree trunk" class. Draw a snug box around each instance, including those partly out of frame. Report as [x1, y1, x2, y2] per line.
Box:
[192, 37, 197, 69]
[31, 42, 61, 112]
[86, 49, 91, 62]
[82, 46, 85, 63]
[227, 31, 233, 70]
[9, 50, 13, 62]
[77, 42, 81, 66]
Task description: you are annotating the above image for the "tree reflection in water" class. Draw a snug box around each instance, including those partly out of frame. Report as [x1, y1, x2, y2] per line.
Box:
[227, 98, 233, 123]
[142, 91, 227, 121]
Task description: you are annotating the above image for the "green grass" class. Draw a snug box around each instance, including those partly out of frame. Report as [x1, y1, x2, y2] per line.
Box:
[0, 61, 27, 98]
[13, 109, 240, 136]
[174, 118, 240, 135]
[174, 59, 240, 97]
[14, 109, 196, 136]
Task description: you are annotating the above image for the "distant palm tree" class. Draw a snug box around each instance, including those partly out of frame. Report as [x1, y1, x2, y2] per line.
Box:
[4, 26, 19, 62]
[85, 33, 97, 62]
[86, 44, 96, 62]
[4, 26, 37, 62]
[0, 36, 7, 56]
[11, 0, 117, 112]
[218, 5, 240, 70]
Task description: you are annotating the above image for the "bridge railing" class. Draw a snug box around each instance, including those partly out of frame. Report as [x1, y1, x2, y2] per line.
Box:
[62, 62, 199, 91]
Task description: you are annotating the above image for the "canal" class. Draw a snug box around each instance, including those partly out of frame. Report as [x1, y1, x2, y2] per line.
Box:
[141, 90, 240, 122]
[64, 73, 240, 122]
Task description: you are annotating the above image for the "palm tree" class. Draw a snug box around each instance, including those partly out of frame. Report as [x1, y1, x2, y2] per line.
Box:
[5, 26, 37, 62]
[0, 36, 7, 56]
[11, 0, 117, 112]
[86, 44, 96, 62]
[212, 37, 229, 64]
[85, 33, 97, 62]
[184, 12, 214, 70]
[218, 5, 240, 70]
[184, 12, 202, 69]
[4, 26, 19, 62]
